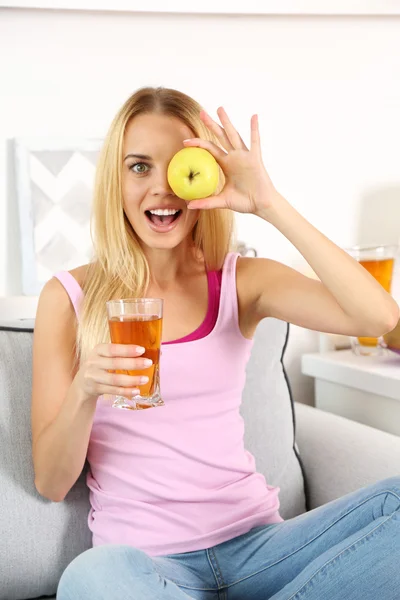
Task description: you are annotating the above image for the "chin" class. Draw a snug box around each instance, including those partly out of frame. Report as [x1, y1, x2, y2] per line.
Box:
[137, 230, 191, 251]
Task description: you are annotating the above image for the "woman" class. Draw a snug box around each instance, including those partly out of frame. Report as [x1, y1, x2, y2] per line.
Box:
[31, 87, 400, 600]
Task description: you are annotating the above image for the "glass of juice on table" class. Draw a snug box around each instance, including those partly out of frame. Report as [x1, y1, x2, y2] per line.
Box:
[106, 298, 164, 410]
[346, 245, 397, 356]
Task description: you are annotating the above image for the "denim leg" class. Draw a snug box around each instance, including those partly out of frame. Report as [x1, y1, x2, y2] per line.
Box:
[56, 544, 210, 600]
[212, 477, 400, 600]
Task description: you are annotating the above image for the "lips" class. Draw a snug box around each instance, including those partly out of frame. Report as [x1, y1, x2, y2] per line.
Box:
[144, 209, 183, 233]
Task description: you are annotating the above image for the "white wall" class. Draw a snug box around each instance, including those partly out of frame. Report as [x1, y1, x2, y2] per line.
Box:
[1, 8, 400, 404]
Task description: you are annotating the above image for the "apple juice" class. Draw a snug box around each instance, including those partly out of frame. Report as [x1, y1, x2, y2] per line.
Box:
[108, 315, 162, 397]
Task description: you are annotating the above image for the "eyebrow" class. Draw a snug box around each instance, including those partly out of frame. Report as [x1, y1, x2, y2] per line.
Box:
[124, 153, 152, 161]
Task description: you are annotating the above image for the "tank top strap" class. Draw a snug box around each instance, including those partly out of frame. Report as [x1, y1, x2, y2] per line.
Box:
[52, 254, 238, 327]
[53, 271, 83, 320]
[217, 252, 241, 331]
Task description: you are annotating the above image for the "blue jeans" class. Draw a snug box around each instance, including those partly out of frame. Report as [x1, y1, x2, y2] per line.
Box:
[57, 477, 400, 599]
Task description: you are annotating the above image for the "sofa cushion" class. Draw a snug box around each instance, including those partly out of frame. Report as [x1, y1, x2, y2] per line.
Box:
[241, 317, 307, 519]
[0, 323, 92, 600]
[0, 317, 306, 599]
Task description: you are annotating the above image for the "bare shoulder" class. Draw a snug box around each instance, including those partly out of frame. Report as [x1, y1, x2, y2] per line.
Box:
[39, 276, 75, 314]
[236, 256, 290, 334]
[236, 256, 289, 292]
[236, 255, 279, 274]
[236, 256, 275, 302]
[38, 263, 90, 313]
[67, 263, 91, 287]
[236, 257, 271, 337]
[35, 270, 83, 351]
[236, 256, 257, 300]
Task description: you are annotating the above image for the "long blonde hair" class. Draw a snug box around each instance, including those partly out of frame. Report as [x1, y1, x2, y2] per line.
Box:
[77, 87, 236, 365]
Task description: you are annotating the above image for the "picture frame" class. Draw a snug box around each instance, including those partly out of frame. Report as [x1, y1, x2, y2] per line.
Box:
[13, 137, 103, 295]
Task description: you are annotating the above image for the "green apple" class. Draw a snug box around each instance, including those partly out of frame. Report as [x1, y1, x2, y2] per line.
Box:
[167, 147, 219, 201]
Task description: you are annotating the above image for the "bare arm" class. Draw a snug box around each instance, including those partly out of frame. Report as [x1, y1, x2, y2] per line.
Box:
[249, 195, 399, 336]
[32, 278, 150, 502]
[31, 278, 98, 501]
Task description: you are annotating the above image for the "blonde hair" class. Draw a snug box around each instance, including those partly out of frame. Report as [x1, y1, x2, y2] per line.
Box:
[77, 87, 236, 365]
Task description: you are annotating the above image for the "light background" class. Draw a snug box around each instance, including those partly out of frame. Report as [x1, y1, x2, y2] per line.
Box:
[1, 7, 399, 403]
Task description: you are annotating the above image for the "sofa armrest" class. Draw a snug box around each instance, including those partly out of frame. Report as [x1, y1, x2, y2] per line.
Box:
[294, 402, 400, 510]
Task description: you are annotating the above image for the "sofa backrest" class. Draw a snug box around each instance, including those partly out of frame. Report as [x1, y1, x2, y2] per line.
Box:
[0, 318, 306, 600]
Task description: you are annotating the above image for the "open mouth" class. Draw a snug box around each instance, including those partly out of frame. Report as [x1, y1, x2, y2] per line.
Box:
[145, 209, 183, 231]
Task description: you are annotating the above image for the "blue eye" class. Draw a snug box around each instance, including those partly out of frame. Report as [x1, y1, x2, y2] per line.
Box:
[130, 162, 150, 174]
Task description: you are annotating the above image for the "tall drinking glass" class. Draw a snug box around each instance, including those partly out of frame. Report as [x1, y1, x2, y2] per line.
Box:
[106, 298, 164, 410]
[346, 245, 397, 356]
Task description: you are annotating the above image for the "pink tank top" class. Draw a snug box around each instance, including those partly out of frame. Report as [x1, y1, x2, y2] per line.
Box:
[53, 252, 283, 556]
[52, 269, 222, 344]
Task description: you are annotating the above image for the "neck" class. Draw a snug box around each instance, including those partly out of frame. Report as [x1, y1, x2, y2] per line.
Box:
[143, 243, 204, 292]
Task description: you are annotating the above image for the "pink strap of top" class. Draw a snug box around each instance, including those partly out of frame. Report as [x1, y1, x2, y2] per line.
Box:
[53, 269, 222, 344]
[53, 271, 83, 319]
[164, 269, 222, 344]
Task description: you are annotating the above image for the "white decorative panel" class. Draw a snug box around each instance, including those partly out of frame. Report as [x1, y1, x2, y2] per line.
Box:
[14, 138, 103, 295]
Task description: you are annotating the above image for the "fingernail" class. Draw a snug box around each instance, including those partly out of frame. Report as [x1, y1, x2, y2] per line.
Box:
[136, 346, 145, 354]
[132, 389, 140, 396]
[183, 139, 191, 143]
[139, 376, 149, 384]
[143, 359, 153, 367]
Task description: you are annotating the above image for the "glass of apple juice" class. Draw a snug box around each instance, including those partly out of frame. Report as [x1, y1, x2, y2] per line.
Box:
[106, 298, 164, 410]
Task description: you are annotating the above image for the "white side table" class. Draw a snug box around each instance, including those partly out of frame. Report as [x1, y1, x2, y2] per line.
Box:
[301, 350, 400, 437]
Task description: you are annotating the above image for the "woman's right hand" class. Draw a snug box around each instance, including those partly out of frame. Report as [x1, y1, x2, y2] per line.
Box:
[75, 343, 152, 401]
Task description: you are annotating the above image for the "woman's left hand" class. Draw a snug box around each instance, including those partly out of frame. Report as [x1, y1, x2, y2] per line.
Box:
[184, 107, 280, 217]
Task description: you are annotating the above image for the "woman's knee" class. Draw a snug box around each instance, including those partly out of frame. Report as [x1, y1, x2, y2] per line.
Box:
[368, 477, 400, 513]
[57, 545, 153, 599]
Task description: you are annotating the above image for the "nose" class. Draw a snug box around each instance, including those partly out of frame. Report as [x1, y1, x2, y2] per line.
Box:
[150, 167, 174, 197]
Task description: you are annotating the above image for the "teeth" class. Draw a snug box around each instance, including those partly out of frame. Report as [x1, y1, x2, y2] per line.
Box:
[149, 209, 180, 216]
